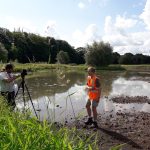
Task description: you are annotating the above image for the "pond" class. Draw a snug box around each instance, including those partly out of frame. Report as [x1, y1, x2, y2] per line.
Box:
[15, 70, 150, 122]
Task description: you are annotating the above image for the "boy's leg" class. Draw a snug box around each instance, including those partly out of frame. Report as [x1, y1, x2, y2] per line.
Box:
[92, 106, 98, 121]
[91, 101, 99, 128]
[86, 99, 91, 117]
[85, 99, 93, 125]
[92, 100, 99, 121]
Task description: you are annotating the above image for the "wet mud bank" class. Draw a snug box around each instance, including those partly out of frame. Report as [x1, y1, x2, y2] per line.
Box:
[67, 96, 150, 150]
[111, 96, 150, 104]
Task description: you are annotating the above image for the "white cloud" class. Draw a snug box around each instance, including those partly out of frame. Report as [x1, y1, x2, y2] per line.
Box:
[0, 15, 61, 39]
[78, 0, 109, 8]
[72, 24, 101, 47]
[103, 14, 150, 55]
[104, 15, 137, 35]
[70, 3, 150, 56]
[115, 15, 137, 29]
[104, 16, 115, 34]
[1, 0, 150, 56]
[0, 16, 37, 33]
[78, 2, 86, 9]
[140, 0, 150, 30]
[44, 20, 59, 38]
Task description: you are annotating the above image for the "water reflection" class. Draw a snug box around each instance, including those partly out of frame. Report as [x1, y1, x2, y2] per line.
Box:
[17, 84, 88, 122]
[110, 77, 150, 97]
[20, 71, 86, 99]
[103, 77, 150, 117]
[97, 71, 124, 96]
[16, 70, 150, 121]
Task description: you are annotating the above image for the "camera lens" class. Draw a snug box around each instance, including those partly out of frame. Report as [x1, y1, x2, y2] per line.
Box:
[21, 69, 27, 77]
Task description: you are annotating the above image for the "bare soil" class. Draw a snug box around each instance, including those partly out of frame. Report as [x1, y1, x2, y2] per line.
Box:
[67, 96, 150, 150]
[111, 96, 150, 104]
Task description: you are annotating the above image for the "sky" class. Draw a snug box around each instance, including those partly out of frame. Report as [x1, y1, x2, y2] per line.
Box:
[0, 0, 150, 55]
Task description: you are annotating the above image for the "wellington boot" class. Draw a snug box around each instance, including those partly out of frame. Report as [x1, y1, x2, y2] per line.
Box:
[91, 121, 98, 128]
[84, 117, 93, 125]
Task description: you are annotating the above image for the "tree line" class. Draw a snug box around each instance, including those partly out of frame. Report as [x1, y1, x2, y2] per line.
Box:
[0, 27, 150, 66]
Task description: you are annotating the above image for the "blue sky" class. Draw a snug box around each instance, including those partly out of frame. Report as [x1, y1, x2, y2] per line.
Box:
[0, 0, 150, 55]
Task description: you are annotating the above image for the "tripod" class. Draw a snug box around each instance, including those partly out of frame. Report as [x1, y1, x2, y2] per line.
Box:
[15, 75, 38, 119]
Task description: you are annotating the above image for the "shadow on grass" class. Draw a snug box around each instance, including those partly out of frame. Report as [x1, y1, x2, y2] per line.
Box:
[98, 127, 142, 149]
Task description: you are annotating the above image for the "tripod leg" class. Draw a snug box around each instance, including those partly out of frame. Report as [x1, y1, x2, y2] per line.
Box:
[14, 82, 22, 99]
[24, 83, 38, 119]
[22, 82, 26, 108]
[14, 81, 26, 108]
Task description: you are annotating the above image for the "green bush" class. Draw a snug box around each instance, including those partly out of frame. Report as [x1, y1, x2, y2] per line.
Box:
[85, 41, 113, 66]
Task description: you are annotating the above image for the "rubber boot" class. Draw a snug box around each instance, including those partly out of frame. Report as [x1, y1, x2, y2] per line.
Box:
[91, 121, 98, 128]
[85, 117, 93, 125]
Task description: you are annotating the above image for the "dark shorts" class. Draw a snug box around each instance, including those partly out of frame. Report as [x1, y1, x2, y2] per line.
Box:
[86, 99, 99, 107]
[1, 91, 16, 107]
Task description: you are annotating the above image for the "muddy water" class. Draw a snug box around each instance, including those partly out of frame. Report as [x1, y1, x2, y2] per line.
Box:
[16, 70, 150, 122]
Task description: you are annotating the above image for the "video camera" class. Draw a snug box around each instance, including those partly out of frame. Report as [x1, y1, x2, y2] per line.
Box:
[21, 69, 27, 78]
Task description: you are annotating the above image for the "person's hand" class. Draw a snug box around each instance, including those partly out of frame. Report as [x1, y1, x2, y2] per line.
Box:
[14, 73, 20, 79]
[84, 86, 88, 92]
[95, 98, 100, 103]
[5, 77, 15, 83]
[84, 86, 90, 92]
[6, 74, 20, 82]
[85, 86, 93, 92]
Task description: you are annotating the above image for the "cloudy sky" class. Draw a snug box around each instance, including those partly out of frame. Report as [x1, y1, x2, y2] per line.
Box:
[0, 0, 150, 55]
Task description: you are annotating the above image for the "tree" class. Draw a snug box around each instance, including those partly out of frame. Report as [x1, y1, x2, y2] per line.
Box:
[28, 34, 49, 62]
[143, 55, 150, 64]
[132, 54, 144, 64]
[47, 37, 57, 63]
[0, 42, 8, 62]
[13, 32, 29, 63]
[119, 53, 134, 64]
[0, 27, 13, 51]
[112, 52, 120, 64]
[56, 50, 70, 64]
[57, 40, 77, 64]
[75, 47, 86, 64]
[85, 41, 113, 66]
[13, 32, 49, 63]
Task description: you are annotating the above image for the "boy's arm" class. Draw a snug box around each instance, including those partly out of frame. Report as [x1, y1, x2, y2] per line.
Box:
[96, 78, 101, 101]
[95, 78, 101, 89]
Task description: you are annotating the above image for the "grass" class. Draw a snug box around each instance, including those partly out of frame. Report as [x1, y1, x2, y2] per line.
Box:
[110, 144, 126, 150]
[1, 63, 150, 73]
[97, 65, 125, 71]
[0, 96, 99, 150]
[121, 64, 150, 72]
[0, 63, 126, 73]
